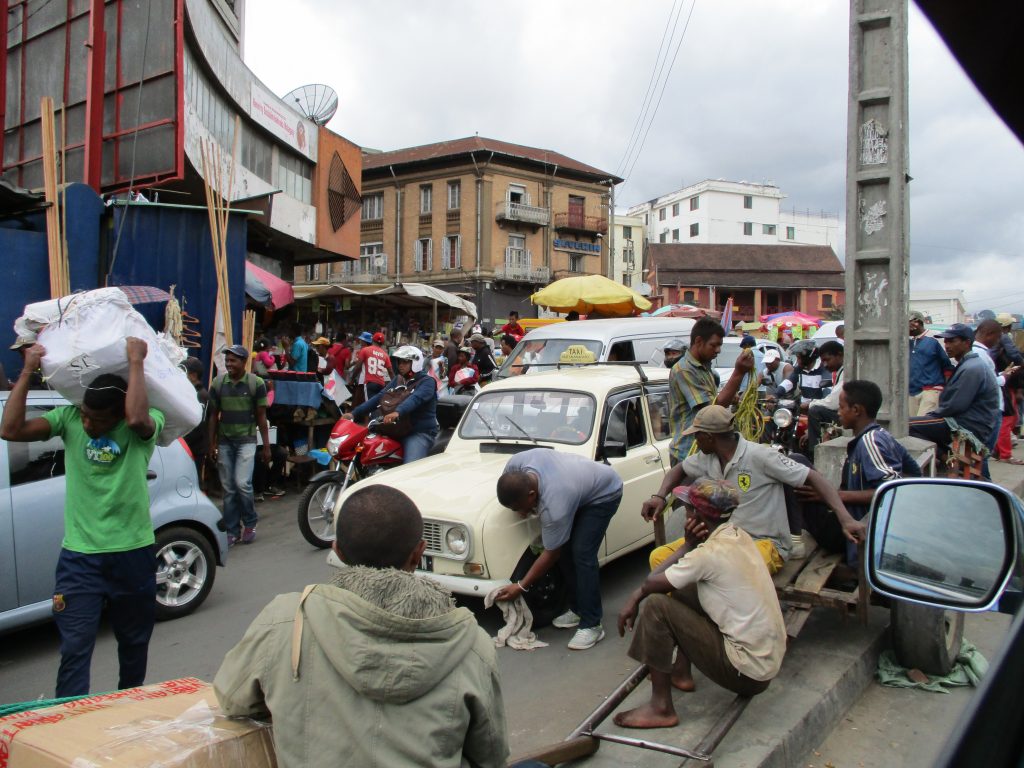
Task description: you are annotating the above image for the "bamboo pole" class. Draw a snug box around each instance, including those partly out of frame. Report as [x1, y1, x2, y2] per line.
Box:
[41, 97, 63, 298]
[200, 140, 233, 345]
[59, 102, 70, 295]
[242, 310, 256, 372]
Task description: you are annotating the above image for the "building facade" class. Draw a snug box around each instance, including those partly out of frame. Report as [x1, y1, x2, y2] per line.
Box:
[610, 213, 645, 289]
[646, 243, 845, 322]
[627, 179, 839, 249]
[320, 137, 619, 328]
[909, 290, 967, 325]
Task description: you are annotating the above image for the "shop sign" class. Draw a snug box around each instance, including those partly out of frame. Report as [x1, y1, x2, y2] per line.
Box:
[250, 82, 318, 161]
[553, 238, 601, 253]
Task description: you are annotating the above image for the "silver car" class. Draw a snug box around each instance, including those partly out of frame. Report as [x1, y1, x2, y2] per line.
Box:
[0, 390, 228, 633]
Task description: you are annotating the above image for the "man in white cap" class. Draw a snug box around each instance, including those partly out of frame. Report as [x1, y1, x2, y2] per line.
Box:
[759, 348, 791, 391]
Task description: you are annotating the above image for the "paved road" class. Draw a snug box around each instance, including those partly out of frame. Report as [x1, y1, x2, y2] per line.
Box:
[0, 492, 653, 755]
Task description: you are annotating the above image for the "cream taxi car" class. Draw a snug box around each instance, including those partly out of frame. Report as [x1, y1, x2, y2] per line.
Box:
[329, 361, 676, 624]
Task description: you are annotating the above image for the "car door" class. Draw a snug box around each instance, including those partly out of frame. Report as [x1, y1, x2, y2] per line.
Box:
[9, 401, 69, 608]
[0, 402, 16, 613]
[600, 389, 666, 557]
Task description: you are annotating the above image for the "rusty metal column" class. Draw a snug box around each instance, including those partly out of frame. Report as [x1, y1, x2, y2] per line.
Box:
[845, 0, 910, 436]
[83, 0, 106, 190]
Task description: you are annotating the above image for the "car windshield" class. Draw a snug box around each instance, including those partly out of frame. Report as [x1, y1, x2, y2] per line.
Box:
[496, 339, 603, 377]
[458, 389, 596, 444]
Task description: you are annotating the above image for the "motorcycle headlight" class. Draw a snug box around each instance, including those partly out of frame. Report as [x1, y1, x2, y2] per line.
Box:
[773, 408, 793, 429]
[445, 526, 469, 557]
[326, 436, 343, 456]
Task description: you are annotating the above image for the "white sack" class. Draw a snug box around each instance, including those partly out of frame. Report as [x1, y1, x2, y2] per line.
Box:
[28, 289, 201, 446]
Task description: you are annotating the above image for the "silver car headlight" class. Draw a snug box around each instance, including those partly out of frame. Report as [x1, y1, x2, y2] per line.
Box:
[445, 525, 469, 557]
[773, 408, 794, 429]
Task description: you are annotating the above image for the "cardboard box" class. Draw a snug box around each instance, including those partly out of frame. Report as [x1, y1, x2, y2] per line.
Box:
[0, 678, 276, 768]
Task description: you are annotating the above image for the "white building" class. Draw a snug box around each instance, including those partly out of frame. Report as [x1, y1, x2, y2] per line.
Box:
[610, 213, 646, 289]
[626, 179, 838, 248]
[909, 290, 967, 325]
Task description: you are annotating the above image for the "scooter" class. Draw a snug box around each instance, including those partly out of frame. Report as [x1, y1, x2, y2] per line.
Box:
[297, 418, 404, 548]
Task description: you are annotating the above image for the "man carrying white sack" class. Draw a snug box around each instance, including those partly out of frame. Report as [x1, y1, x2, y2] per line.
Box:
[1, 338, 165, 697]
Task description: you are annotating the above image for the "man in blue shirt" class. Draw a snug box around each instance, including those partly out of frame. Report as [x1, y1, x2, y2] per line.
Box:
[908, 311, 953, 416]
[289, 326, 309, 373]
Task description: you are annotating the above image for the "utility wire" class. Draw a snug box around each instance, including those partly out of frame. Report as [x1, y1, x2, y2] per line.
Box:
[5, 0, 57, 37]
[623, 0, 697, 182]
[614, 0, 681, 178]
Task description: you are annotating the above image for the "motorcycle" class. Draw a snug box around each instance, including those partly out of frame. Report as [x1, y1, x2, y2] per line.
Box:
[297, 418, 404, 548]
[764, 397, 804, 455]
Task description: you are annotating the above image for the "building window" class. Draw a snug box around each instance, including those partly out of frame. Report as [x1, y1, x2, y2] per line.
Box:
[569, 254, 584, 273]
[442, 235, 461, 269]
[508, 184, 527, 205]
[420, 185, 432, 214]
[447, 180, 460, 210]
[689, 196, 699, 211]
[659, 232, 667, 243]
[622, 225, 632, 240]
[743, 222, 753, 236]
[743, 195, 753, 209]
[672, 229, 680, 242]
[786, 226, 795, 240]
[362, 193, 383, 220]
[821, 293, 834, 308]
[358, 242, 386, 275]
[304, 263, 321, 281]
[414, 238, 432, 271]
[239, 124, 272, 183]
[689, 222, 699, 237]
[275, 151, 313, 204]
[658, 208, 666, 221]
[683, 290, 696, 303]
[672, 202, 680, 216]
[762, 224, 776, 235]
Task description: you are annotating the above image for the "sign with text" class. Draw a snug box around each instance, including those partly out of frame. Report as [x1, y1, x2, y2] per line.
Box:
[554, 238, 601, 253]
[250, 82, 318, 161]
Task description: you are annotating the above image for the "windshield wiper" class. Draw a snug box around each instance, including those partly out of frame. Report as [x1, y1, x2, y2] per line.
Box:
[473, 410, 503, 442]
[504, 416, 539, 446]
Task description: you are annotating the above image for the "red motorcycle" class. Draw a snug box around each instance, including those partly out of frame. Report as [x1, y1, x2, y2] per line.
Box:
[297, 418, 404, 548]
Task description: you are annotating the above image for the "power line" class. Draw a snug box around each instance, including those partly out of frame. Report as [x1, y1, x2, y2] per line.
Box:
[623, 0, 697, 182]
[614, 0, 682, 178]
[5, 0, 58, 38]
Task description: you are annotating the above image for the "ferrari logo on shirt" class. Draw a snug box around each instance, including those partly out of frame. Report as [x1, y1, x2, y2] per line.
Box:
[737, 473, 752, 492]
[52, 593, 65, 612]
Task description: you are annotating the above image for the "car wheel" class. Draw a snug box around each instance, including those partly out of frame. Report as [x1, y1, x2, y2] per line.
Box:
[154, 526, 216, 621]
[511, 550, 567, 629]
[298, 475, 345, 548]
[890, 600, 965, 676]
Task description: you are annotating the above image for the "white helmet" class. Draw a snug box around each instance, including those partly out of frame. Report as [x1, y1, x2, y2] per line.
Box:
[393, 345, 425, 373]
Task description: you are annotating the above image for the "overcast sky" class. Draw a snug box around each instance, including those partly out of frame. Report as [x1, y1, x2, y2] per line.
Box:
[243, 0, 1024, 315]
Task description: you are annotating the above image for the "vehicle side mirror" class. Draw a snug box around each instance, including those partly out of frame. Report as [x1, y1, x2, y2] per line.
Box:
[866, 479, 1018, 611]
[602, 440, 627, 459]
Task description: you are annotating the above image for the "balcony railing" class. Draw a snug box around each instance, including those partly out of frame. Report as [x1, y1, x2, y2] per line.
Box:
[554, 211, 607, 234]
[496, 249, 549, 283]
[495, 200, 551, 226]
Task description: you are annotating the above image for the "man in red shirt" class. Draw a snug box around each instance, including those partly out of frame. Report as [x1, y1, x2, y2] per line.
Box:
[325, 334, 351, 378]
[500, 311, 525, 339]
[357, 331, 393, 401]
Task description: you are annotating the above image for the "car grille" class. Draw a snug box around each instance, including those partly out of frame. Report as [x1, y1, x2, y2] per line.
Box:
[423, 521, 444, 554]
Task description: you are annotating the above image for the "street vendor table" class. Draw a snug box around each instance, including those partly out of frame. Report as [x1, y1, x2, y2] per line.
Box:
[271, 378, 324, 408]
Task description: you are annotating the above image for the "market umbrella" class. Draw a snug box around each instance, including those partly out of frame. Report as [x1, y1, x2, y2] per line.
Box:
[530, 274, 652, 317]
[760, 310, 821, 325]
[658, 305, 721, 319]
[245, 261, 294, 309]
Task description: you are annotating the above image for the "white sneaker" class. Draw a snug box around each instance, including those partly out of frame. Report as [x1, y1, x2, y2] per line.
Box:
[552, 610, 581, 629]
[568, 626, 605, 650]
[790, 534, 807, 560]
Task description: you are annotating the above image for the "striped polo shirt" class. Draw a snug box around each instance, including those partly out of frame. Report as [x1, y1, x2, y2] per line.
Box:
[210, 373, 268, 443]
[669, 350, 719, 461]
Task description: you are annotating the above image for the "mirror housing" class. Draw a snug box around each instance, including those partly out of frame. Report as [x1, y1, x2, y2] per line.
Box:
[866, 478, 1019, 611]
[602, 441, 627, 459]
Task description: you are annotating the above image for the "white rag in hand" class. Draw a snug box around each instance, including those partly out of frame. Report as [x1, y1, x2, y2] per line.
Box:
[484, 587, 549, 650]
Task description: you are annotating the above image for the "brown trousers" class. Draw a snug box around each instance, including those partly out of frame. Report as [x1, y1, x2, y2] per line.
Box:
[628, 586, 771, 697]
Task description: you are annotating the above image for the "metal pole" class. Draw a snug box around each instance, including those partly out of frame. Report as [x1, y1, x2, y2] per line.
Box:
[83, 0, 106, 190]
[844, 0, 910, 436]
[608, 179, 616, 279]
[567, 664, 652, 740]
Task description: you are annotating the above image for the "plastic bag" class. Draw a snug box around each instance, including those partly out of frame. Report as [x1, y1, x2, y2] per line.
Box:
[26, 289, 201, 446]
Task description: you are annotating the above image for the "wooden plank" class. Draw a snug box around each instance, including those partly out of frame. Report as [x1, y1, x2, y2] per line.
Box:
[792, 551, 842, 594]
[507, 736, 597, 767]
[772, 546, 820, 589]
[783, 605, 812, 638]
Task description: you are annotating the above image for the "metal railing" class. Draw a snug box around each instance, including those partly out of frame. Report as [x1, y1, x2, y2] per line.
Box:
[495, 200, 551, 226]
[496, 250, 549, 283]
[554, 211, 607, 233]
[331, 256, 389, 284]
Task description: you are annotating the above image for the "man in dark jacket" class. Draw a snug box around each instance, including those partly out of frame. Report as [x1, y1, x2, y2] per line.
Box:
[909, 323, 1000, 457]
[347, 345, 438, 463]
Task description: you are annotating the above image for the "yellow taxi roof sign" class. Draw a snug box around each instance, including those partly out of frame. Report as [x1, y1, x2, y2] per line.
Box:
[559, 345, 597, 364]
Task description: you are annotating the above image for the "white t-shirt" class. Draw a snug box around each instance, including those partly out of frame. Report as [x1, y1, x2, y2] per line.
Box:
[664, 523, 787, 681]
[682, 436, 809, 558]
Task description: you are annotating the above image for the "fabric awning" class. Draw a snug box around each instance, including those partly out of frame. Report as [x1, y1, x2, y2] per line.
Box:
[245, 261, 295, 309]
[292, 282, 476, 320]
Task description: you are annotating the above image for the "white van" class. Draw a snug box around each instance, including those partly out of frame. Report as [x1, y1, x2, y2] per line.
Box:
[495, 317, 697, 379]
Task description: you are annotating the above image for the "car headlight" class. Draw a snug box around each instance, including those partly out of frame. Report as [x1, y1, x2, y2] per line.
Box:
[445, 526, 469, 556]
[773, 408, 793, 429]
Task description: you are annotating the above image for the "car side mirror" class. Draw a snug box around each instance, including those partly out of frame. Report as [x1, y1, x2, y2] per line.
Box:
[602, 440, 627, 459]
[866, 479, 1018, 611]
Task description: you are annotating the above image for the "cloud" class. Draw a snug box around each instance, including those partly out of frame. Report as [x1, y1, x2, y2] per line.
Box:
[243, 0, 1024, 313]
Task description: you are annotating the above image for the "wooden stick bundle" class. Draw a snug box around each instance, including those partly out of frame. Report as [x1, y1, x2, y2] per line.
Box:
[41, 96, 69, 298]
[241, 309, 256, 372]
[199, 138, 234, 346]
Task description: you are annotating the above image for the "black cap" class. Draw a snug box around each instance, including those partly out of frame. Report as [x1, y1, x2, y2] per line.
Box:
[936, 323, 974, 342]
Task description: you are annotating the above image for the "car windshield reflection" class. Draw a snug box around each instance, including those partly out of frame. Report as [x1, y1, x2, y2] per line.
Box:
[498, 339, 603, 376]
[459, 390, 596, 444]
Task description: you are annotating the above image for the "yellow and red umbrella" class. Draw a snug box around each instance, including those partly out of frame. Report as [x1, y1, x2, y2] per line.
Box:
[530, 274, 651, 318]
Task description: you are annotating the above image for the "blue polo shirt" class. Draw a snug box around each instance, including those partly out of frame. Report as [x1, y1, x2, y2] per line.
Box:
[291, 337, 309, 372]
[908, 334, 952, 395]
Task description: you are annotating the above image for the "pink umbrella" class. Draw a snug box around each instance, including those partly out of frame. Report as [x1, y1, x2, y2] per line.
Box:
[245, 261, 294, 310]
[760, 310, 821, 325]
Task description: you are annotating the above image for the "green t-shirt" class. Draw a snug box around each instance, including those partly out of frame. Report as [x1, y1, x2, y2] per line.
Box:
[42, 405, 165, 554]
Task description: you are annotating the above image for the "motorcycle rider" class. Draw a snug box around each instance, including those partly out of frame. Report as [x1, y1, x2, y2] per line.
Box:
[770, 340, 825, 405]
[346, 346, 438, 464]
[663, 339, 687, 369]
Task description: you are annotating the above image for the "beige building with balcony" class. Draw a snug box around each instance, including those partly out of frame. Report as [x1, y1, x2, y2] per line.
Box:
[343, 136, 620, 327]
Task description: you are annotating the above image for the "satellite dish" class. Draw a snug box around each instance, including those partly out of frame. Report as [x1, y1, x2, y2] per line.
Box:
[284, 84, 338, 126]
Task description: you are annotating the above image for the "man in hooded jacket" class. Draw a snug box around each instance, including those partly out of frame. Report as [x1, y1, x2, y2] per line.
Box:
[214, 485, 509, 768]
